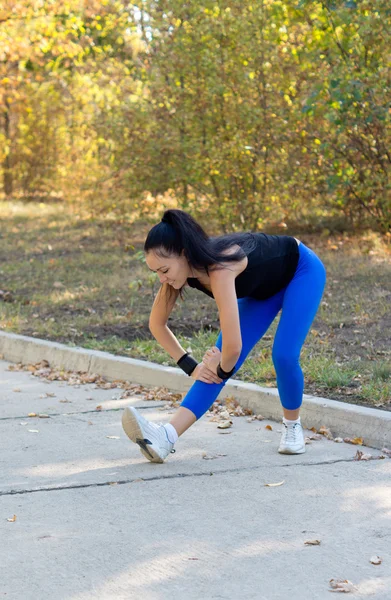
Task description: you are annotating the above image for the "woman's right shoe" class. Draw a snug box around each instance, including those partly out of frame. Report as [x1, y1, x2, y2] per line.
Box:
[278, 420, 306, 454]
[121, 406, 175, 463]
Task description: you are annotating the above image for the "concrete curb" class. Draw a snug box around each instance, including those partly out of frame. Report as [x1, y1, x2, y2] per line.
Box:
[0, 331, 390, 450]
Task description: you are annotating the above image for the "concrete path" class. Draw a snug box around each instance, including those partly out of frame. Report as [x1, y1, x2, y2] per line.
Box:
[1, 359, 390, 600]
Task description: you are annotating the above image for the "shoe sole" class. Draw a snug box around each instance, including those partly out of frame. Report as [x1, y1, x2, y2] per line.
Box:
[121, 407, 164, 463]
[278, 446, 306, 454]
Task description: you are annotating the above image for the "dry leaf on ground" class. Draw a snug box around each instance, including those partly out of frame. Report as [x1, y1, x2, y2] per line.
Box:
[370, 556, 382, 565]
[304, 540, 321, 545]
[217, 420, 232, 429]
[329, 578, 356, 593]
[202, 452, 227, 460]
[344, 437, 363, 445]
[318, 426, 334, 440]
[264, 481, 285, 487]
[7, 515, 17, 522]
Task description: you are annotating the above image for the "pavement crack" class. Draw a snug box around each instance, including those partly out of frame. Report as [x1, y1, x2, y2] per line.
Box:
[0, 404, 166, 422]
[0, 458, 365, 497]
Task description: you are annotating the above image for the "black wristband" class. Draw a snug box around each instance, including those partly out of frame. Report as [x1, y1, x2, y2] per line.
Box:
[216, 361, 236, 380]
[177, 353, 198, 376]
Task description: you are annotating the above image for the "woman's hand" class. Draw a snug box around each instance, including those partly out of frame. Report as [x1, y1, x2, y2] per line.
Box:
[202, 346, 222, 374]
[191, 362, 223, 384]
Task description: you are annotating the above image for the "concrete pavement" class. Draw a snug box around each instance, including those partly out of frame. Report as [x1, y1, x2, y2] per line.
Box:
[1, 358, 391, 599]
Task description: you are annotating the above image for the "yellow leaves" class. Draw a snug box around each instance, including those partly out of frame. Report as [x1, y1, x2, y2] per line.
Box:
[248, 72, 255, 80]
[7, 515, 17, 522]
[284, 94, 292, 106]
[314, 138, 321, 145]
[345, 437, 363, 445]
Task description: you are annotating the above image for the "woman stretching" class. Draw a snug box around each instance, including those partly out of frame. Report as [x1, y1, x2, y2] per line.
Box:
[122, 209, 326, 462]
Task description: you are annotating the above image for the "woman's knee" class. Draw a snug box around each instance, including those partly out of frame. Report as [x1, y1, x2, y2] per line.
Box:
[272, 350, 300, 371]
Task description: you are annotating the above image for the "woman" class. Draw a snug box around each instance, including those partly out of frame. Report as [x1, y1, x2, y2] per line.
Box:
[122, 209, 326, 463]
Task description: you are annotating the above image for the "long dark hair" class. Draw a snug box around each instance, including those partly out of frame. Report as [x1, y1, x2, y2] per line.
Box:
[143, 209, 257, 302]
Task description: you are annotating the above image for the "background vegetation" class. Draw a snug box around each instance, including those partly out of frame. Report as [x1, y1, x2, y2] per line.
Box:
[1, 0, 390, 232]
[1, 2, 390, 409]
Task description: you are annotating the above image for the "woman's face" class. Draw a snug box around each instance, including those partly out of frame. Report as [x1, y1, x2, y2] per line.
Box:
[145, 249, 190, 288]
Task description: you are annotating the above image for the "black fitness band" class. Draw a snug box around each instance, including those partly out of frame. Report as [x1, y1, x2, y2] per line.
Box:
[177, 352, 198, 376]
[216, 362, 236, 380]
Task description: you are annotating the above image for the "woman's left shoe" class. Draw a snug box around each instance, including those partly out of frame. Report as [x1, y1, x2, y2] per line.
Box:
[121, 406, 176, 463]
[278, 421, 306, 454]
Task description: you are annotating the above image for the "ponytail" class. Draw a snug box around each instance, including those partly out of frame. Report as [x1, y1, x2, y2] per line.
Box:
[143, 209, 257, 300]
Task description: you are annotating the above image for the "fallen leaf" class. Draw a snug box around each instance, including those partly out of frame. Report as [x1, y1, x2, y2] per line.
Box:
[13, 388, 21, 392]
[96, 405, 103, 411]
[7, 515, 17, 522]
[265, 425, 273, 431]
[329, 578, 356, 593]
[38, 414, 50, 419]
[217, 420, 232, 429]
[334, 437, 344, 443]
[354, 450, 373, 461]
[344, 437, 363, 445]
[202, 452, 227, 460]
[304, 540, 321, 545]
[28, 413, 37, 417]
[264, 480, 285, 487]
[370, 555, 382, 565]
[106, 436, 120, 440]
[319, 426, 334, 440]
[28, 429, 39, 433]
[381, 447, 391, 457]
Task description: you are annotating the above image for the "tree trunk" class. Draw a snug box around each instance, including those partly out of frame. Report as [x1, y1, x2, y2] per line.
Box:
[3, 100, 12, 197]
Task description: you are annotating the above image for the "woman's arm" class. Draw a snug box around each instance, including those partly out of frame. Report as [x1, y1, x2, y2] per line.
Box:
[209, 269, 242, 372]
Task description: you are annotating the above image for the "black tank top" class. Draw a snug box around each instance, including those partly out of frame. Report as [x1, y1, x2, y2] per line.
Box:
[187, 234, 299, 300]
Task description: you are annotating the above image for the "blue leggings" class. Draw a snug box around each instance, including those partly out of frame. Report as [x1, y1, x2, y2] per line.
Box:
[180, 242, 327, 419]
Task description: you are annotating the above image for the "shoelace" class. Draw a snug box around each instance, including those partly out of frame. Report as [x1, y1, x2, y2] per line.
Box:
[282, 422, 301, 443]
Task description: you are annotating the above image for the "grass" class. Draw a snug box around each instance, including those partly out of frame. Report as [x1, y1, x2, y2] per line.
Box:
[1, 200, 390, 410]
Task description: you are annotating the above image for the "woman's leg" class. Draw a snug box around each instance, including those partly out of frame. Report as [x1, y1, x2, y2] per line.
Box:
[272, 243, 327, 414]
[176, 294, 284, 431]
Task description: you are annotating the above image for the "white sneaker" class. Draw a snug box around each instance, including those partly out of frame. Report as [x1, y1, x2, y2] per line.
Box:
[278, 420, 306, 454]
[121, 406, 176, 463]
